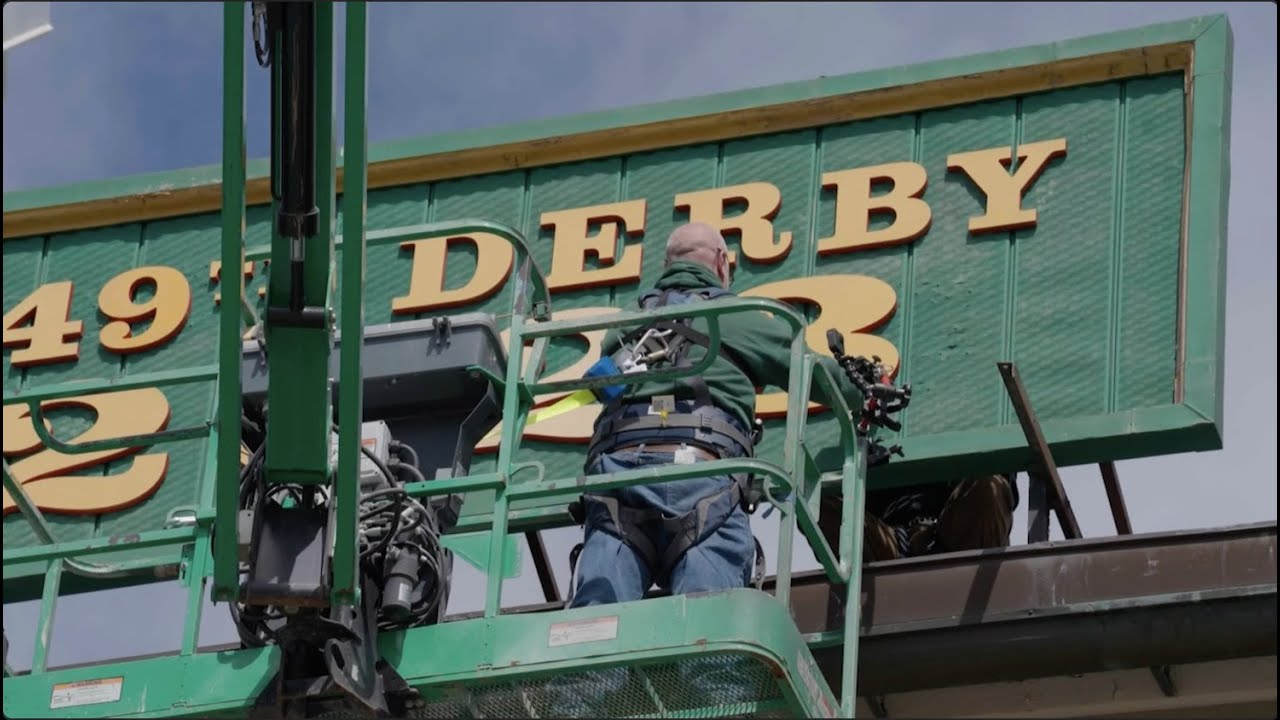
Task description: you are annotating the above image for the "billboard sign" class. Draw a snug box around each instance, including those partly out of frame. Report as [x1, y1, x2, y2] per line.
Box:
[2, 16, 1231, 590]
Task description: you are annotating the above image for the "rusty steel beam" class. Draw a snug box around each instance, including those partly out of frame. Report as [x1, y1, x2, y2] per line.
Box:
[804, 522, 1277, 696]
[1027, 472, 1051, 543]
[1100, 461, 1134, 535]
[524, 530, 561, 604]
[997, 362, 1083, 540]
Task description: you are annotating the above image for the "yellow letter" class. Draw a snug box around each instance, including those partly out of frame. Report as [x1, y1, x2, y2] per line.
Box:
[3, 389, 171, 516]
[946, 138, 1067, 234]
[469, 276, 900, 447]
[740, 275, 899, 417]
[674, 183, 793, 264]
[392, 233, 514, 315]
[474, 307, 620, 452]
[541, 200, 646, 291]
[817, 162, 931, 256]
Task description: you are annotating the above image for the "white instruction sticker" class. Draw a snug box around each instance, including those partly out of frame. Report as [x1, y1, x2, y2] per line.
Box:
[50, 677, 123, 710]
[548, 615, 619, 647]
[796, 652, 836, 717]
[673, 446, 699, 465]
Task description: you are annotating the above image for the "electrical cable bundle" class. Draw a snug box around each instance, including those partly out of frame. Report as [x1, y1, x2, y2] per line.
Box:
[229, 437, 285, 648]
[228, 414, 452, 649]
[357, 441, 452, 631]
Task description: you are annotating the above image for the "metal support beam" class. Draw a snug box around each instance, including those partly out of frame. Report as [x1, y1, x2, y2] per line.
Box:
[262, 0, 335, 489]
[997, 362, 1082, 540]
[524, 531, 561, 604]
[1027, 471, 1051, 544]
[1100, 461, 1133, 535]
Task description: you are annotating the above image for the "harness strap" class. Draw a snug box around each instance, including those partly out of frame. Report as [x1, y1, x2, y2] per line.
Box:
[565, 542, 584, 607]
[613, 288, 750, 411]
[579, 480, 744, 589]
[751, 535, 766, 590]
[588, 414, 755, 462]
[657, 318, 714, 408]
[656, 482, 736, 583]
[564, 531, 766, 604]
[644, 319, 714, 353]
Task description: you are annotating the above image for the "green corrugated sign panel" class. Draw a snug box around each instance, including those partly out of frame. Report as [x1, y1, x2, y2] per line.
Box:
[2, 16, 1230, 591]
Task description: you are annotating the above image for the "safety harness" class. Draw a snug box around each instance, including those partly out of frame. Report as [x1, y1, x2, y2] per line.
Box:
[566, 286, 767, 603]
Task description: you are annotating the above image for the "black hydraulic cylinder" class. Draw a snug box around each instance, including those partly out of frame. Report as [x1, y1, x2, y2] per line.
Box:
[274, 1, 320, 317]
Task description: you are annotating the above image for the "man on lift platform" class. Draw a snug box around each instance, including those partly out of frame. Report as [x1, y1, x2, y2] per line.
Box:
[566, 222, 866, 608]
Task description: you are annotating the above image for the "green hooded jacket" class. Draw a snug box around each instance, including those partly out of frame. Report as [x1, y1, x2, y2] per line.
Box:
[597, 261, 864, 434]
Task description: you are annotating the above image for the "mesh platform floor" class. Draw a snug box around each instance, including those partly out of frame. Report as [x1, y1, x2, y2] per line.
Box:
[308, 652, 800, 719]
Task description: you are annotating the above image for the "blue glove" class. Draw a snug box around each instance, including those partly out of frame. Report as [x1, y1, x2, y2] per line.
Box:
[584, 356, 628, 403]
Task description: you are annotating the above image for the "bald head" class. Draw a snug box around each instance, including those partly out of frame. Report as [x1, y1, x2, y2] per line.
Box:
[665, 222, 733, 287]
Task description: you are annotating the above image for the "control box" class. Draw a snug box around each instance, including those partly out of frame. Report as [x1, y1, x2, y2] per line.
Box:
[328, 420, 394, 491]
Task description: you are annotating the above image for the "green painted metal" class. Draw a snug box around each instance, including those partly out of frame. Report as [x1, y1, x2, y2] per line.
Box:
[438, 530, 523, 579]
[2, 226, 867, 718]
[5, 365, 218, 403]
[3, 526, 198, 567]
[262, 4, 336, 490]
[487, 223, 542, 617]
[1, 590, 844, 719]
[6, 22, 1229, 549]
[0, 16, 1223, 218]
[1181, 16, 1232, 432]
[30, 559, 62, 674]
[27, 401, 211, 455]
[1, 11, 1237, 720]
[7, 35, 1228, 553]
[214, 0, 248, 602]
[333, 0, 368, 608]
[179, 415, 220, 655]
[2, 364, 222, 584]
[2, 460, 57, 546]
[839, 438, 867, 716]
[180, 532, 211, 656]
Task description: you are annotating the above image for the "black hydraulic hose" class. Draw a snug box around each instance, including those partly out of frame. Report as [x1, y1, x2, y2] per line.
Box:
[275, 1, 317, 313]
[392, 442, 420, 470]
[393, 462, 428, 486]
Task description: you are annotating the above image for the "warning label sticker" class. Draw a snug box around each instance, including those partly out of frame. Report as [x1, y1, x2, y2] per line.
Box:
[548, 616, 619, 647]
[796, 652, 836, 717]
[50, 677, 124, 710]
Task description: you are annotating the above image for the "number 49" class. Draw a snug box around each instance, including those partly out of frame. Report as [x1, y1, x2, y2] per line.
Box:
[2, 267, 192, 368]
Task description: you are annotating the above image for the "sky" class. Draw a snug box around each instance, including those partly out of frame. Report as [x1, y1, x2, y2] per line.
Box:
[2, 1, 1276, 673]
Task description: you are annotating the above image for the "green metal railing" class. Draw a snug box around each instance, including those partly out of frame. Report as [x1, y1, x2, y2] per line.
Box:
[214, 0, 247, 603]
[2, 2, 868, 716]
[463, 292, 866, 715]
[335, 0, 369, 611]
[2, 417, 218, 674]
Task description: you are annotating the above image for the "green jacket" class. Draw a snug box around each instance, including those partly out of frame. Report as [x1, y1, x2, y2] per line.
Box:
[598, 262, 864, 433]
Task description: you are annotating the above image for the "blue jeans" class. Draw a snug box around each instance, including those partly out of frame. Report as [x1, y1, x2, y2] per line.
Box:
[570, 449, 756, 606]
[546, 448, 758, 717]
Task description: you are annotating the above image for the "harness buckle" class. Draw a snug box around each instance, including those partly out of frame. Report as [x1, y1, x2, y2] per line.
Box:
[651, 395, 675, 425]
[628, 327, 676, 368]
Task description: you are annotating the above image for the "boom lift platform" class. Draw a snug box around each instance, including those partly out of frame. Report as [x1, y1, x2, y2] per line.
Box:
[2, 3, 904, 717]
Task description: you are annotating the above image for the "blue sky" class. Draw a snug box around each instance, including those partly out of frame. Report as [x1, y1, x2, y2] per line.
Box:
[3, 2, 1276, 671]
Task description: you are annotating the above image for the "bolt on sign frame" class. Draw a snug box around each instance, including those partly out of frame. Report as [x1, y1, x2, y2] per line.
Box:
[2, 5, 1231, 719]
